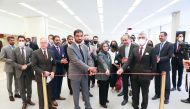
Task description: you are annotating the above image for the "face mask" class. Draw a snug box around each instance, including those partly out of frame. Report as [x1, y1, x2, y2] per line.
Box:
[18, 42, 25, 47]
[178, 37, 183, 42]
[138, 39, 146, 46]
[93, 41, 98, 44]
[84, 40, 90, 44]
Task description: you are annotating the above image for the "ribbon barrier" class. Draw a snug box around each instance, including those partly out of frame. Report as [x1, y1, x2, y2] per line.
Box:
[159, 71, 166, 109]
[41, 71, 167, 109]
[42, 74, 49, 109]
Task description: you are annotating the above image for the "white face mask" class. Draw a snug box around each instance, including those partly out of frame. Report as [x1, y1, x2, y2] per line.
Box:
[18, 42, 25, 47]
[178, 37, 183, 42]
[138, 39, 146, 46]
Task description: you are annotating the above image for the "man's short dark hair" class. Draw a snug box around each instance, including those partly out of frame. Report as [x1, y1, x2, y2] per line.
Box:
[93, 36, 98, 39]
[53, 35, 60, 41]
[17, 35, 25, 40]
[67, 35, 73, 40]
[160, 31, 167, 36]
[7, 36, 14, 41]
[74, 29, 83, 36]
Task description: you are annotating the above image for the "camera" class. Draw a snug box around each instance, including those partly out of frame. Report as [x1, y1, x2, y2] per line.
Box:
[179, 42, 190, 60]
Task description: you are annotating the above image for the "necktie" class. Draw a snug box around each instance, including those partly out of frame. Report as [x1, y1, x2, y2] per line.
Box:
[43, 50, 48, 60]
[159, 43, 163, 56]
[125, 46, 129, 58]
[79, 45, 85, 62]
[21, 48, 26, 64]
[139, 46, 143, 60]
[176, 43, 181, 52]
[56, 46, 61, 54]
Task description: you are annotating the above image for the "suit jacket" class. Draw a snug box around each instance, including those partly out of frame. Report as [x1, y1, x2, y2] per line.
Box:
[50, 45, 66, 74]
[0, 45, 15, 72]
[171, 43, 184, 65]
[29, 42, 39, 51]
[32, 49, 56, 83]
[154, 41, 174, 71]
[122, 45, 157, 80]
[96, 51, 112, 80]
[67, 43, 93, 80]
[118, 43, 138, 71]
[12, 47, 33, 78]
[0, 40, 2, 52]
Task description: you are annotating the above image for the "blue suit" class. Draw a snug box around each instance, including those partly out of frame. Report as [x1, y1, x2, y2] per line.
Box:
[50, 45, 66, 100]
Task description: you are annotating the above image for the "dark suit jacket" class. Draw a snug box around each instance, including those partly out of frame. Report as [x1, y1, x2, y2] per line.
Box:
[50, 45, 66, 74]
[154, 41, 174, 71]
[32, 49, 56, 83]
[122, 45, 157, 80]
[118, 43, 138, 71]
[171, 43, 184, 65]
[29, 42, 39, 51]
[63, 44, 69, 71]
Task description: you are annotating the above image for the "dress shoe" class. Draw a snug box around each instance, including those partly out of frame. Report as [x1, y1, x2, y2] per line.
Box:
[181, 98, 190, 103]
[9, 96, 15, 101]
[152, 95, 160, 100]
[106, 100, 109, 103]
[121, 99, 128, 106]
[14, 94, 21, 98]
[27, 100, 35, 105]
[52, 100, 58, 106]
[118, 92, 123, 96]
[22, 103, 27, 109]
[177, 87, 181, 91]
[50, 107, 57, 109]
[57, 96, 66, 100]
[89, 93, 93, 97]
[170, 87, 176, 91]
[164, 99, 169, 104]
[101, 104, 107, 108]
[91, 84, 95, 88]
[69, 91, 73, 95]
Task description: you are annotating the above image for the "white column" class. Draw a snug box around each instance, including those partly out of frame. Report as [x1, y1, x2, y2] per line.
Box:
[171, 11, 180, 42]
[23, 17, 48, 44]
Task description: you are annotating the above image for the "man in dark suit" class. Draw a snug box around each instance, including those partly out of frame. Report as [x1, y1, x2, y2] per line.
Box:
[117, 32, 157, 109]
[48, 34, 54, 49]
[32, 37, 56, 109]
[171, 33, 184, 91]
[152, 31, 174, 104]
[181, 59, 190, 103]
[67, 29, 96, 109]
[50, 35, 67, 107]
[63, 35, 74, 95]
[12, 35, 35, 109]
[117, 34, 138, 106]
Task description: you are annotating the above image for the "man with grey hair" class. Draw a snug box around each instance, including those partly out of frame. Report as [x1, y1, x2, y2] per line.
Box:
[32, 37, 56, 109]
[117, 32, 157, 109]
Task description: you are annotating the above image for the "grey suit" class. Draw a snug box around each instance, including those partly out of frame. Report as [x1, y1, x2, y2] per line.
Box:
[12, 47, 33, 103]
[67, 42, 93, 109]
[32, 48, 56, 109]
[0, 45, 19, 96]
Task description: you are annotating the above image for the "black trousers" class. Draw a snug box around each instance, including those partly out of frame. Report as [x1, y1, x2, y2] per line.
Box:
[110, 64, 118, 88]
[99, 79, 109, 105]
[131, 77, 150, 109]
[122, 74, 130, 100]
[19, 72, 32, 104]
[51, 72, 63, 100]
[67, 77, 73, 93]
[37, 82, 52, 109]
[171, 61, 184, 88]
[154, 70, 170, 100]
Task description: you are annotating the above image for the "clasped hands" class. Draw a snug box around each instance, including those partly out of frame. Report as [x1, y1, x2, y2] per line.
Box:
[43, 71, 55, 78]
[88, 67, 97, 76]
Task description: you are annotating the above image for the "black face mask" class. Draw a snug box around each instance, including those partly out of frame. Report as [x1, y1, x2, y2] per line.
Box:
[84, 40, 90, 44]
[93, 41, 98, 44]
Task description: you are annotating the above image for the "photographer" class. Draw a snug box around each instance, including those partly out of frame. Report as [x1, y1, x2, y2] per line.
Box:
[181, 59, 190, 103]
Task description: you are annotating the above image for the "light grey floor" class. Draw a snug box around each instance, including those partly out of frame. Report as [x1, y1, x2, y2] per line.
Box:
[0, 62, 189, 109]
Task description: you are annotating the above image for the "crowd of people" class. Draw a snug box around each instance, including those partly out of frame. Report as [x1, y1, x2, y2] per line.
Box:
[0, 29, 190, 109]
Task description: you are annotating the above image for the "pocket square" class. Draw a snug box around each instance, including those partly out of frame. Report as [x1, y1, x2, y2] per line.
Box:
[145, 52, 149, 55]
[50, 57, 53, 61]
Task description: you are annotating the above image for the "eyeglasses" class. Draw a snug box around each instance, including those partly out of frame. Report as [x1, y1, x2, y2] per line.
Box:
[138, 37, 145, 39]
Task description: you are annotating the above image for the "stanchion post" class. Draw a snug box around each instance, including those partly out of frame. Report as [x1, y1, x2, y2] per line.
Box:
[159, 71, 166, 109]
[42, 74, 49, 109]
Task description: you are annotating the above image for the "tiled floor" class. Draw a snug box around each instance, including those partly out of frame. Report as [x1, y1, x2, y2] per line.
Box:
[0, 62, 189, 109]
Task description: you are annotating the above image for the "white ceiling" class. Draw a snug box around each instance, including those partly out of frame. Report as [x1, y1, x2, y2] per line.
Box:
[0, 0, 189, 39]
